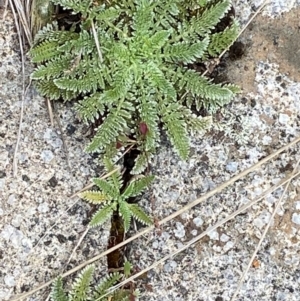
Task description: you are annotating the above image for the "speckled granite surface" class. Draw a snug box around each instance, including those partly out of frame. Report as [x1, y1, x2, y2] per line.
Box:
[0, 6, 109, 300]
[1, 1, 300, 301]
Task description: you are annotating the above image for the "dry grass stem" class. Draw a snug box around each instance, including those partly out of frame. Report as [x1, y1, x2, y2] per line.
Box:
[230, 158, 300, 301]
[6, 1, 294, 300]
[10, 0, 32, 44]
[9, 136, 300, 301]
[46, 98, 54, 127]
[215, 0, 271, 69]
[107, 169, 300, 295]
[91, 20, 103, 63]
[66, 228, 90, 266]
[9, 0, 28, 177]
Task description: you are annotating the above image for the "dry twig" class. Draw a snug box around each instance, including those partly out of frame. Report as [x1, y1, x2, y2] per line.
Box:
[9, 0, 28, 177]
[230, 158, 300, 301]
[9, 136, 300, 301]
[104, 169, 300, 297]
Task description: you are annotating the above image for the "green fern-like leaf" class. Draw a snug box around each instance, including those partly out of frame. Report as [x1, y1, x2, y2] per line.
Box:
[54, 67, 102, 94]
[51, 0, 91, 15]
[131, 152, 151, 175]
[164, 37, 210, 64]
[119, 201, 131, 232]
[92, 177, 119, 200]
[128, 203, 152, 226]
[93, 272, 121, 298]
[31, 56, 72, 80]
[146, 29, 171, 51]
[123, 261, 132, 278]
[162, 107, 190, 159]
[79, 191, 108, 204]
[58, 30, 95, 55]
[30, 40, 61, 63]
[146, 62, 176, 100]
[30, 0, 240, 169]
[180, 69, 235, 111]
[102, 157, 123, 192]
[207, 19, 240, 57]
[50, 277, 67, 301]
[191, 0, 232, 36]
[75, 92, 106, 123]
[50, 264, 136, 301]
[122, 175, 155, 199]
[33, 21, 58, 45]
[180, 107, 212, 133]
[132, 0, 154, 35]
[188, 115, 212, 134]
[69, 265, 94, 301]
[35, 80, 64, 100]
[86, 109, 129, 152]
[138, 97, 160, 152]
[94, 6, 120, 24]
[89, 204, 114, 228]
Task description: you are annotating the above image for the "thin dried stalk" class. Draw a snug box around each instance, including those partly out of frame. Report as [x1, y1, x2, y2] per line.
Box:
[9, 0, 32, 44]
[9, 0, 28, 177]
[9, 136, 300, 301]
[230, 158, 300, 301]
[103, 169, 300, 297]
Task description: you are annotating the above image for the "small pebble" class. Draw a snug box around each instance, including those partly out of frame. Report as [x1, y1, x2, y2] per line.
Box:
[193, 217, 204, 227]
[22, 175, 30, 182]
[262, 135, 272, 145]
[152, 241, 159, 249]
[4, 275, 15, 287]
[226, 162, 238, 173]
[220, 233, 230, 242]
[38, 203, 49, 213]
[278, 113, 289, 125]
[66, 124, 76, 135]
[10, 229, 24, 248]
[292, 213, 300, 225]
[191, 229, 198, 236]
[1, 225, 14, 241]
[208, 230, 219, 241]
[174, 222, 185, 239]
[43, 128, 53, 140]
[48, 176, 58, 187]
[11, 214, 22, 228]
[18, 152, 28, 163]
[223, 241, 234, 252]
[0, 151, 9, 168]
[41, 150, 54, 164]
[7, 194, 16, 205]
[164, 260, 177, 273]
[295, 201, 300, 210]
[253, 217, 265, 229]
[50, 138, 63, 149]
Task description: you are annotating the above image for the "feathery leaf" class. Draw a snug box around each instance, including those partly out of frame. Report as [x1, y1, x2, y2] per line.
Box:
[89, 204, 114, 228]
[128, 203, 152, 226]
[119, 201, 131, 232]
[79, 191, 108, 204]
[122, 175, 155, 198]
[69, 265, 94, 301]
[50, 277, 67, 301]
